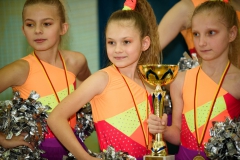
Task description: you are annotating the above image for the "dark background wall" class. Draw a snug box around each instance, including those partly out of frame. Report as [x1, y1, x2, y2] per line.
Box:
[97, 0, 188, 69]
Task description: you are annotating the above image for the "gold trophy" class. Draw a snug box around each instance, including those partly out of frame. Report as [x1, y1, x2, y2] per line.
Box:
[138, 64, 178, 160]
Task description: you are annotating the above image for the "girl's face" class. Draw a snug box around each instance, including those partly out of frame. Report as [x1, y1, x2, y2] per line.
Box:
[106, 20, 148, 69]
[192, 11, 234, 62]
[22, 3, 67, 52]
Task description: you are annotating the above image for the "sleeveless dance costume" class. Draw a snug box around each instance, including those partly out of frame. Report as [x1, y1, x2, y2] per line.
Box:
[90, 66, 152, 160]
[175, 66, 240, 160]
[13, 53, 86, 160]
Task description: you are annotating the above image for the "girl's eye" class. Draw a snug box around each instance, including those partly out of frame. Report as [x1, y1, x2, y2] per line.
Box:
[209, 30, 216, 35]
[192, 32, 199, 37]
[26, 23, 34, 27]
[123, 40, 130, 44]
[43, 23, 51, 26]
[107, 41, 115, 45]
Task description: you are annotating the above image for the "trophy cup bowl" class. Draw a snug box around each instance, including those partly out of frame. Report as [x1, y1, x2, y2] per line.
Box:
[138, 64, 178, 160]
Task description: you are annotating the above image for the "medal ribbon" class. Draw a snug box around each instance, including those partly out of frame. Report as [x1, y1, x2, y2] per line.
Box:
[33, 51, 70, 103]
[114, 65, 149, 147]
[194, 61, 230, 149]
[33, 51, 72, 129]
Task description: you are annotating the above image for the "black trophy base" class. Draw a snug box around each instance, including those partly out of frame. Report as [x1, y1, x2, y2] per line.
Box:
[144, 155, 175, 160]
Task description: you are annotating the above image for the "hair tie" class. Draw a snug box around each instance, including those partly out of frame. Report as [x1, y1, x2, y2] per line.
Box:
[222, 0, 229, 3]
[122, 0, 137, 10]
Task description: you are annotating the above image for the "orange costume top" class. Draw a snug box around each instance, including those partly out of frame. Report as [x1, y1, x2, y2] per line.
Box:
[13, 53, 76, 138]
[11, 53, 85, 160]
[90, 66, 152, 159]
[176, 66, 240, 159]
[181, 0, 240, 54]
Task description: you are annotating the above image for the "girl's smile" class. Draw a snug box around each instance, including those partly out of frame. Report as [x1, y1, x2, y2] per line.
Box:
[114, 56, 127, 60]
[34, 39, 47, 43]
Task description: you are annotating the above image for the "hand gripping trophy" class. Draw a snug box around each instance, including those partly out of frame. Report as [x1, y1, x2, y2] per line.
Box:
[138, 64, 178, 160]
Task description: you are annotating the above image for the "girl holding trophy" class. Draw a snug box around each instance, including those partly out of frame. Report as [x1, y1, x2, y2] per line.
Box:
[48, 0, 161, 159]
[148, 1, 240, 159]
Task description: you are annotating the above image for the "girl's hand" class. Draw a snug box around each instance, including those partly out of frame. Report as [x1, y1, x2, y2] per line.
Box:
[147, 113, 168, 135]
[0, 132, 34, 150]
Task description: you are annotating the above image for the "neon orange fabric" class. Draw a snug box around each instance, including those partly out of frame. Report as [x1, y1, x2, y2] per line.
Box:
[181, 29, 195, 53]
[90, 65, 152, 159]
[13, 53, 76, 138]
[192, 0, 232, 6]
[192, 0, 206, 7]
[237, 11, 240, 21]
[179, 66, 240, 158]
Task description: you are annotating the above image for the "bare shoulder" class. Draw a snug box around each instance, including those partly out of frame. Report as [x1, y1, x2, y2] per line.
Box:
[228, 65, 240, 83]
[170, 71, 186, 95]
[0, 59, 29, 77]
[0, 59, 29, 91]
[91, 70, 109, 82]
[226, 65, 240, 99]
[61, 50, 90, 80]
[61, 50, 87, 67]
[171, 71, 186, 87]
[80, 70, 109, 95]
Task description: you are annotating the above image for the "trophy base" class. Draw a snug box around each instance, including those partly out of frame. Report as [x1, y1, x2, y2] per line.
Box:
[144, 155, 175, 160]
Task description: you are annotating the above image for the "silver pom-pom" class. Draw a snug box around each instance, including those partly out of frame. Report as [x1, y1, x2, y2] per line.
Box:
[0, 91, 51, 160]
[66, 146, 136, 160]
[75, 102, 94, 141]
[178, 52, 199, 72]
[204, 117, 240, 160]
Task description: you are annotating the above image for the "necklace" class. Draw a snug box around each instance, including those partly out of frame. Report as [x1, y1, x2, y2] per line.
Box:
[113, 65, 149, 148]
[33, 51, 70, 103]
[193, 61, 230, 160]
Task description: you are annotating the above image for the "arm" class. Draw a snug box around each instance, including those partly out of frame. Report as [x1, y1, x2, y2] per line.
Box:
[0, 60, 34, 149]
[158, 0, 194, 50]
[0, 59, 29, 93]
[48, 71, 108, 160]
[163, 71, 185, 145]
